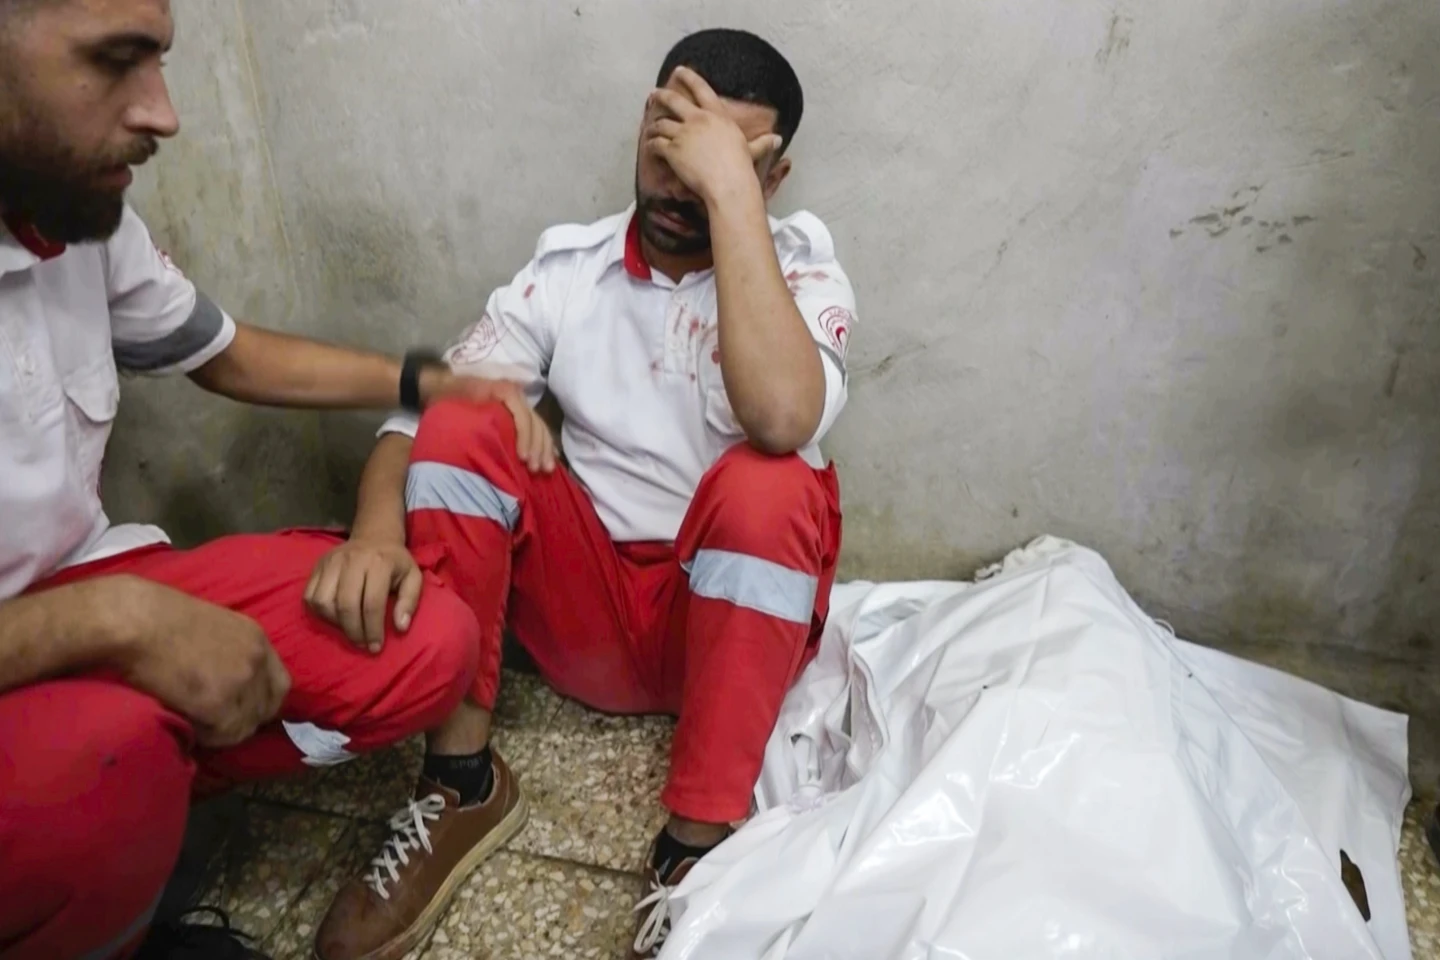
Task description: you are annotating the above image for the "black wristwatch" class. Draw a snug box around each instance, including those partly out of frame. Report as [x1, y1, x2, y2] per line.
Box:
[400, 349, 445, 412]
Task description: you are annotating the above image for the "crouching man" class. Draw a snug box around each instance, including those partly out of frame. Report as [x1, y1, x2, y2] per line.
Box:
[0, 3, 536, 957]
[310, 29, 855, 960]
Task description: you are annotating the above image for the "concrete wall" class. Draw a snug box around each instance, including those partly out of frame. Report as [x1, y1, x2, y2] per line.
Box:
[107, 0, 332, 539]
[116, 1, 1440, 758]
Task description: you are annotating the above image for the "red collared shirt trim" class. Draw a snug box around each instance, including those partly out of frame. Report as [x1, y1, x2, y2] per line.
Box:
[1, 214, 66, 261]
[623, 212, 652, 281]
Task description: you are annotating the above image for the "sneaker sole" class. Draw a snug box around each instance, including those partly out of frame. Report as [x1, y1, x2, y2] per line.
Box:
[317, 788, 532, 960]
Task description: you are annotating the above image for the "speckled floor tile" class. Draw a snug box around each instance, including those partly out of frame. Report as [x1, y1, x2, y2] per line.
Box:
[257, 820, 373, 960]
[1401, 798, 1440, 958]
[254, 736, 425, 820]
[420, 851, 641, 960]
[253, 672, 561, 821]
[498, 696, 673, 874]
[494, 670, 568, 729]
[196, 801, 351, 944]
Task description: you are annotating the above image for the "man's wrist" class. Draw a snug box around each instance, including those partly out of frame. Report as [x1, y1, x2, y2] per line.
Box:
[401, 350, 448, 411]
[416, 364, 453, 409]
[700, 168, 764, 211]
[349, 519, 407, 546]
[85, 575, 155, 667]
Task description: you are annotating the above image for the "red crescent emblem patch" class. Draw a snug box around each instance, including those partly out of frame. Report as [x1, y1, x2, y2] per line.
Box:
[449, 314, 502, 365]
[819, 306, 853, 356]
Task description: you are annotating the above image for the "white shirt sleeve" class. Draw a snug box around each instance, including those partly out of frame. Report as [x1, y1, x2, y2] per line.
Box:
[378, 254, 560, 439]
[787, 259, 857, 446]
[104, 206, 236, 376]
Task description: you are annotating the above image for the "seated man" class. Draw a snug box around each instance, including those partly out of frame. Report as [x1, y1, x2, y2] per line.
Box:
[312, 28, 855, 960]
[0, 3, 530, 957]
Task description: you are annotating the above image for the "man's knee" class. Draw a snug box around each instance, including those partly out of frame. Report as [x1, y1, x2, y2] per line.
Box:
[354, 584, 480, 744]
[696, 445, 828, 545]
[410, 582, 481, 707]
[0, 681, 192, 957]
[411, 399, 518, 469]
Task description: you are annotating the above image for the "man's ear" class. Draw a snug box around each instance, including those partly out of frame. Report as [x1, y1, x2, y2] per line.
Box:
[762, 156, 793, 202]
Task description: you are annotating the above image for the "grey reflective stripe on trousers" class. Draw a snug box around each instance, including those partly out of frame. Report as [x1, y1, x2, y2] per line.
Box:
[405, 461, 520, 531]
[79, 887, 162, 960]
[683, 548, 818, 624]
[113, 291, 227, 372]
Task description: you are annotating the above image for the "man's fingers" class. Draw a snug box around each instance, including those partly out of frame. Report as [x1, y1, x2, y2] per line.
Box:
[748, 134, 784, 162]
[538, 417, 558, 472]
[671, 66, 722, 109]
[530, 414, 551, 471]
[265, 649, 292, 718]
[303, 563, 322, 606]
[506, 396, 537, 471]
[644, 118, 683, 142]
[651, 88, 701, 121]
[306, 555, 344, 625]
[360, 562, 391, 651]
[394, 563, 423, 632]
[335, 564, 368, 646]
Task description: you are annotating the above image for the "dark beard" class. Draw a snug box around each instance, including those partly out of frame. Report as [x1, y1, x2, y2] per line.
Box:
[635, 184, 711, 256]
[0, 120, 155, 243]
[0, 163, 126, 243]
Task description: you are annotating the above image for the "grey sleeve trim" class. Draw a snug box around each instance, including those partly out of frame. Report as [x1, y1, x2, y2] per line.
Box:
[817, 342, 848, 386]
[113, 291, 227, 372]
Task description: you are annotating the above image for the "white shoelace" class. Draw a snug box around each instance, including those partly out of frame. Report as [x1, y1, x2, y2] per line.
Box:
[632, 877, 674, 955]
[363, 794, 447, 900]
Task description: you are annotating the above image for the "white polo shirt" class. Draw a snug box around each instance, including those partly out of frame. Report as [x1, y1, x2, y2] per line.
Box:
[383, 206, 856, 543]
[0, 207, 236, 600]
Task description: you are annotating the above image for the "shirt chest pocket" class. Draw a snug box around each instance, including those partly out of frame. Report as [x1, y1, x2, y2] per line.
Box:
[61, 355, 120, 495]
[699, 341, 742, 440]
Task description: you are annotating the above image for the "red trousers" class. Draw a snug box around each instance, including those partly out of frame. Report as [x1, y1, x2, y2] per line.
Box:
[0, 531, 479, 960]
[406, 401, 842, 823]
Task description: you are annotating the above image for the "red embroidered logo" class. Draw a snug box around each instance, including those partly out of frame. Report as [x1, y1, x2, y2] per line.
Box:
[818, 306, 853, 356]
[449, 314, 502, 365]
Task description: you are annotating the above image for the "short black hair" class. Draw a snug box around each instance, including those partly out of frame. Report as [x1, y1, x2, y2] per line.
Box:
[657, 28, 804, 154]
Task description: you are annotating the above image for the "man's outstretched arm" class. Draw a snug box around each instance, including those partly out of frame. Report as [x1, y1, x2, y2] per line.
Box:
[188, 322, 496, 411]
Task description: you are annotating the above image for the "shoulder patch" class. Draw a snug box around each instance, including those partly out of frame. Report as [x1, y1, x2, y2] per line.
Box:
[535, 212, 628, 261]
[818, 305, 853, 357]
[447, 313, 503, 366]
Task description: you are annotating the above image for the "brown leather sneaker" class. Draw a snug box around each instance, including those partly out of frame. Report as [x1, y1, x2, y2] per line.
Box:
[630, 847, 700, 959]
[314, 751, 527, 960]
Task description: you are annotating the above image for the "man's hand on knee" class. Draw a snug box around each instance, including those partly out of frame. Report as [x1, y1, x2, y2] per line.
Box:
[439, 378, 559, 475]
[305, 539, 425, 652]
[106, 576, 291, 747]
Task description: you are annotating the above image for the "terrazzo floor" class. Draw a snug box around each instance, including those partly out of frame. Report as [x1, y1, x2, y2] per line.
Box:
[205, 670, 1440, 959]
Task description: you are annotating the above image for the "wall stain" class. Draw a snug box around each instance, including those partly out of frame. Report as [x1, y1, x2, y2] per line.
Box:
[1096, 13, 1133, 67]
[853, 343, 928, 385]
[1413, 244, 1428, 271]
[1185, 186, 1262, 237]
[1384, 351, 1403, 398]
[1183, 188, 1316, 252]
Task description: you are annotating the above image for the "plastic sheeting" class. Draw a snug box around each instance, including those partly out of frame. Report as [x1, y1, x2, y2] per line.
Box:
[660, 538, 1412, 960]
